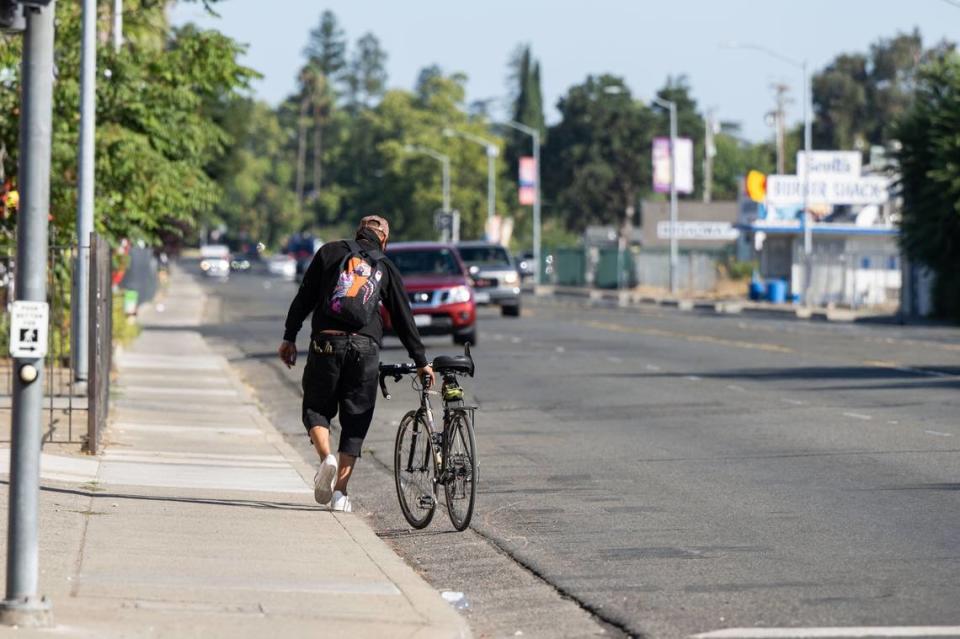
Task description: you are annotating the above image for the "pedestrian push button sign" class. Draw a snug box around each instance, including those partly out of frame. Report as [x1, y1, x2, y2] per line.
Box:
[9, 301, 49, 359]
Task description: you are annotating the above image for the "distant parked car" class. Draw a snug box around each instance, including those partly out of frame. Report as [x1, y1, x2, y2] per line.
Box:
[199, 244, 230, 279]
[457, 241, 522, 317]
[266, 254, 297, 281]
[382, 242, 477, 345]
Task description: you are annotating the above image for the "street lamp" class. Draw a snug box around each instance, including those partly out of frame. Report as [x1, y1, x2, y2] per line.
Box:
[498, 120, 541, 285]
[651, 96, 679, 295]
[443, 128, 499, 227]
[721, 41, 814, 304]
[404, 144, 456, 241]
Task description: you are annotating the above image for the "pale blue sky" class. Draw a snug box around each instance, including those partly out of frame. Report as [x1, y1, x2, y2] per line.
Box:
[170, 0, 958, 142]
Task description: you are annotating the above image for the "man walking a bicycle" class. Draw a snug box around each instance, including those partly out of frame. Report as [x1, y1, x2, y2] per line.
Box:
[278, 215, 434, 512]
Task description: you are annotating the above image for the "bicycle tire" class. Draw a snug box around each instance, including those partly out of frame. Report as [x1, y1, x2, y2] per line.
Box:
[394, 410, 436, 529]
[443, 411, 477, 531]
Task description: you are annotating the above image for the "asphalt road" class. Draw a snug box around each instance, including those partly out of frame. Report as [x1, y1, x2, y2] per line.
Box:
[193, 264, 960, 639]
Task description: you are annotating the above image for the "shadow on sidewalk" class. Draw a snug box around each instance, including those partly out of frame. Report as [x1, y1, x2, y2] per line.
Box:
[3, 481, 322, 512]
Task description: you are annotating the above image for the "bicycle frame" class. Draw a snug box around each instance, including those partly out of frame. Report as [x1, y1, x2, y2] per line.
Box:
[406, 375, 475, 487]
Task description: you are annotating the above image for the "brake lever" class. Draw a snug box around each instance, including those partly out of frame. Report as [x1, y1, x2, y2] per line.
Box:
[378, 372, 391, 400]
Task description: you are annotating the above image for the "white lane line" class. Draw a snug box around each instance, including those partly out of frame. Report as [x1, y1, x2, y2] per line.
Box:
[510, 336, 522, 344]
[684, 375, 702, 381]
[693, 628, 960, 638]
[888, 420, 900, 425]
[606, 356, 623, 363]
[780, 398, 806, 406]
[555, 346, 565, 353]
[842, 412, 872, 421]
[726, 385, 745, 392]
[645, 364, 661, 371]
[924, 430, 953, 437]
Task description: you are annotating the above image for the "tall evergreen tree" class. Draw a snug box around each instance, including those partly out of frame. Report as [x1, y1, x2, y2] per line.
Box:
[344, 33, 388, 110]
[505, 45, 545, 207]
[304, 10, 347, 79]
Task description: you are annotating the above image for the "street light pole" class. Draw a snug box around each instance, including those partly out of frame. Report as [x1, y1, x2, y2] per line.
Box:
[1, 0, 57, 626]
[501, 121, 541, 284]
[443, 129, 499, 228]
[405, 145, 454, 241]
[652, 97, 679, 295]
[73, 0, 96, 384]
[112, 0, 122, 51]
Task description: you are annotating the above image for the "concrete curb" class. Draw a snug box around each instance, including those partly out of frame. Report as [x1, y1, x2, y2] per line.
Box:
[536, 284, 898, 323]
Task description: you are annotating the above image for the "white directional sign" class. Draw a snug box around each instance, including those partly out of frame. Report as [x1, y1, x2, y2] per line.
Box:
[9, 300, 49, 359]
[766, 175, 890, 206]
[657, 221, 741, 241]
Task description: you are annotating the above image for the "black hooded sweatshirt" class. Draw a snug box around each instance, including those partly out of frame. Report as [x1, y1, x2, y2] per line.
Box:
[282, 228, 427, 367]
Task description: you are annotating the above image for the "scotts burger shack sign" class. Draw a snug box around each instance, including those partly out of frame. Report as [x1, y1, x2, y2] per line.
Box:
[766, 150, 889, 206]
[765, 174, 890, 206]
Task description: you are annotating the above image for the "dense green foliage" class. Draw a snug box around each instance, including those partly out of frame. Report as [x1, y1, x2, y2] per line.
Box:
[812, 30, 955, 152]
[0, 1, 254, 249]
[896, 53, 960, 319]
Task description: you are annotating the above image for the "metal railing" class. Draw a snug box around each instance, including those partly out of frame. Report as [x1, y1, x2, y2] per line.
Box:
[0, 235, 113, 449]
[1, 245, 83, 444]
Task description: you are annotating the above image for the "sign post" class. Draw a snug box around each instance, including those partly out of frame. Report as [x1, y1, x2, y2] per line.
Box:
[1, 0, 56, 627]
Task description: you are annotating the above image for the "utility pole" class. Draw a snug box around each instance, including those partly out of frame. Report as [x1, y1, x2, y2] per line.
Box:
[73, 0, 96, 384]
[703, 110, 717, 204]
[1, 0, 57, 626]
[766, 83, 789, 175]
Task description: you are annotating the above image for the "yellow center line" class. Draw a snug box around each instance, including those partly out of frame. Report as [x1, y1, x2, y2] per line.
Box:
[578, 320, 795, 354]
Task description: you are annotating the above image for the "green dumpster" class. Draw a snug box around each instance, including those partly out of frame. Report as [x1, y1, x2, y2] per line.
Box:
[595, 247, 635, 289]
[554, 247, 587, 287]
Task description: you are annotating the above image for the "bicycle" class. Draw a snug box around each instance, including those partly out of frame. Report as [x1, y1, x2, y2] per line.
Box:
[378, 344, 477, 531]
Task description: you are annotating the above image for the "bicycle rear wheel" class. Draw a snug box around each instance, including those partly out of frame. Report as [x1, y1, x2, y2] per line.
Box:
[443, 411, 477, 531]
[394, 411, 436, 529]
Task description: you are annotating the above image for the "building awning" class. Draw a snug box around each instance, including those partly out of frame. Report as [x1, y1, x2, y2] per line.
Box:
[737, 223, 899, 237]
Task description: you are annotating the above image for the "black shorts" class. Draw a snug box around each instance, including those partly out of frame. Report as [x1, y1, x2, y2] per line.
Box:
[301, 334, 379, 457]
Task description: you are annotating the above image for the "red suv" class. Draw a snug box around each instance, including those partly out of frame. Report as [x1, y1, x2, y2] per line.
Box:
[381, 242, 477, 345]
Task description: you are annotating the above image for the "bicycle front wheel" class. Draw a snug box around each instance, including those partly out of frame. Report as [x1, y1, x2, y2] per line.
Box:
[443, 411, 477, 531]
[394, 411, 436, 529]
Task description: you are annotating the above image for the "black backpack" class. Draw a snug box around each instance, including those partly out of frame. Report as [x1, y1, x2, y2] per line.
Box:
[321, 240, 386, 329]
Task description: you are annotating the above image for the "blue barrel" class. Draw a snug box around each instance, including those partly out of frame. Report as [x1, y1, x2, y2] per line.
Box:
[749, 280, 765, 301]
[766, 279, 787, 304]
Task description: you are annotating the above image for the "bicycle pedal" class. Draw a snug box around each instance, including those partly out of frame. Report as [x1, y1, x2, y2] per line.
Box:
[418, 495, 435, 509]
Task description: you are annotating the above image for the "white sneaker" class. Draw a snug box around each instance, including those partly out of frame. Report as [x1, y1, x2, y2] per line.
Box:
[314, 455, 337, 505]
[331, 490, 352, 512]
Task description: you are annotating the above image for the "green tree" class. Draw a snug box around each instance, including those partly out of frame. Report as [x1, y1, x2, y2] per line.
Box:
[895, 53, 960, 319]
[544, 75, 654, 233]
[0, 1, 254, 248]
[358, 69, 506, 241]
[208, 99, 302, 248]
[344, 32, 388, 111]
[813, 29, 955, 151]
[304, 10, 347, 79]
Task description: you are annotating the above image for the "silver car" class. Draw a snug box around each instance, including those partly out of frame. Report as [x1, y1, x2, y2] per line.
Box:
[457, 242, 522, 317]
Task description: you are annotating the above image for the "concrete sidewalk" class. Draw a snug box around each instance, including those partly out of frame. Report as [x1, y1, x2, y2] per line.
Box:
[0, 266, 469, 638]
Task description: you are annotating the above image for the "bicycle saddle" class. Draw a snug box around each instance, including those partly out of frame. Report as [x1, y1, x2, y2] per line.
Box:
[432, 355, 474, 376]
